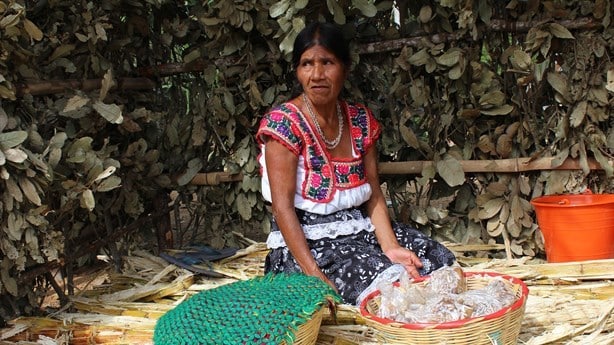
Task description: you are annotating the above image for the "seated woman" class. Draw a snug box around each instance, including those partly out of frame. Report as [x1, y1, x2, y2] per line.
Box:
[256, 21, 456, 305]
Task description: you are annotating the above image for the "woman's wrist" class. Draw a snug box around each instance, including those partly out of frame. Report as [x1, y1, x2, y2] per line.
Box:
[379, 238, 402, 254]
[382, 243, 403, 257]
[308, 268, 326, 279]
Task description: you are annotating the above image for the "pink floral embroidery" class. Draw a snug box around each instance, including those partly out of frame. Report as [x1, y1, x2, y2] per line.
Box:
[322, 164, 332, 178]
[270, 112, 283, 122]
[311, 173, 322, 188]
[351, 127, 362, 140]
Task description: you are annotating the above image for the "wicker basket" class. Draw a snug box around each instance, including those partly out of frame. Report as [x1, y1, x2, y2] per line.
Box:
[153, 273, 340, 345]
[359, 272, 529, 345]
[282, 307, 325, 345]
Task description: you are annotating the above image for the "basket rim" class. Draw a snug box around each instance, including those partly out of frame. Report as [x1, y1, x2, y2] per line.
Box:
[359, 271, 529, 330]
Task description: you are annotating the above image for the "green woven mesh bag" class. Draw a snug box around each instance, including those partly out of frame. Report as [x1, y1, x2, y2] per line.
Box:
[153, 273, 341, 345]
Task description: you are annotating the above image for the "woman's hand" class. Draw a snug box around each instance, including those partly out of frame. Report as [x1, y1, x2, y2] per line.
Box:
[384, 246, 424, 279]
[303, 263, 338, 292]
[314, 272, 338, 292]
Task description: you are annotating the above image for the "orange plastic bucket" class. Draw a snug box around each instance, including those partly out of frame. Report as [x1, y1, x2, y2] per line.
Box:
[530, 192, 614, 263]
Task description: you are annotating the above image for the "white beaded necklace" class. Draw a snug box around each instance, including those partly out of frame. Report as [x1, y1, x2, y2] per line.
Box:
[302, 93, 344, 149]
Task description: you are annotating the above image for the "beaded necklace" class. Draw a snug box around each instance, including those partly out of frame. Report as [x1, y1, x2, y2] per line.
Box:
[302, 93, 343, 149]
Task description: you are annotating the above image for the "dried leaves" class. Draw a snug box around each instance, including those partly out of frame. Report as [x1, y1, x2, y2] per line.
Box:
[0, 1, 177, 306]
[0, 0, 612, 318]
[357, 1, 612, 257]
[469, 176, 537, 256]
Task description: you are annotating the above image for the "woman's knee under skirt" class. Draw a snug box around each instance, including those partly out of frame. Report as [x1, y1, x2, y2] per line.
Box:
[264, 222, 456, 305]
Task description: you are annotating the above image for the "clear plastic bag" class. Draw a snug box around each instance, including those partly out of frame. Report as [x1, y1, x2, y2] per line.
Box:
[427, 266, 466, 294]
[375, 267, 517, 323]
[459, 278, 517, 317]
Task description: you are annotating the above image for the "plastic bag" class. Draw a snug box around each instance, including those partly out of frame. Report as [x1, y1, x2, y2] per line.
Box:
[375, 266, 517, 323]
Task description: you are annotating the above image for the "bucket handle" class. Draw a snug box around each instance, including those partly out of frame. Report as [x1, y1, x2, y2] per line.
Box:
[557, 189, 591, 205]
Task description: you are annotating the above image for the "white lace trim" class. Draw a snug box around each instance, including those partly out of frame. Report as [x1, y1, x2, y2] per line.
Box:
[266, 217, 375, 249]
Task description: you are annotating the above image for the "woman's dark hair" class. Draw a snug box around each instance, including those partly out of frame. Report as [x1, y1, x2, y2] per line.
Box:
[291, 22, 351, 70]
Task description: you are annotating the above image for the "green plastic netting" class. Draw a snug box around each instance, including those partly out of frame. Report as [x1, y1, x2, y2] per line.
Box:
[153, 273, 341, 345]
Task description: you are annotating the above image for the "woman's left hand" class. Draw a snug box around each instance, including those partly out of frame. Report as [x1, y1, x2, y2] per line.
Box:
[384, 246, 424, 279]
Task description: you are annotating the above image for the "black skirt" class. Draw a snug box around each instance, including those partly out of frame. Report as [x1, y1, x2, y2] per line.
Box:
[264, 207, 456, 305]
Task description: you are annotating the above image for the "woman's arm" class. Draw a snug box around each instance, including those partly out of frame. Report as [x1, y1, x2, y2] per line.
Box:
[363, 146, 423, 278]
[264, 139, 335, 287]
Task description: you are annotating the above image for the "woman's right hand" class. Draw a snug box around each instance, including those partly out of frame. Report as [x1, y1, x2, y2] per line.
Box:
[384, 245, 424, 279]
[309, 269, 338, 292]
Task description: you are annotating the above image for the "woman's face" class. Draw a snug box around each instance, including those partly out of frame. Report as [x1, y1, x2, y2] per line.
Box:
[296, 44, 346, 107]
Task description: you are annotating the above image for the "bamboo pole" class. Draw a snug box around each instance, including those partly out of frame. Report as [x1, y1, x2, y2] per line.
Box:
[443, 243, 507, 252]
[378, 157, 609, 175]
[492, 259, 614, 280]
[187, 157, 610, 186]
[528, 282, 614, 301]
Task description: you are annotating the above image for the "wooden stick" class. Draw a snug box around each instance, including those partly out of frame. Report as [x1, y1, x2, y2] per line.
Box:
[358, 17, 601, 54]
[44, 272, 68, 306]
[378, 157, 609, 175]
[12, 19, 601, 95]
[185, 157, 610, 187]
[134, 18, 601, 77]
[154, 192, 173, 251]
[188, 172, 243, 185]
[15, 77, 156, 97]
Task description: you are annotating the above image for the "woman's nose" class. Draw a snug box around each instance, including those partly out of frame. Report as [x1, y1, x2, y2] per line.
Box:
[311, 63, 324, 79]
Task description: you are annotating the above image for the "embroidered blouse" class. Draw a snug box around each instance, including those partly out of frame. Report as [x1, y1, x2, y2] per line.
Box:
[256, 100, 381, 248]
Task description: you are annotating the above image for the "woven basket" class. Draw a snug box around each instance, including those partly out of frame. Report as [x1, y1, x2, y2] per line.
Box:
[281, 307, 324, 345]
[359, 272, 529, 345]
[153, 273, 340, 345]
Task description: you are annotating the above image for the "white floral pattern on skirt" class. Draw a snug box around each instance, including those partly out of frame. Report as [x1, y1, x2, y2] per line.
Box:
[264, 207, 456, 305]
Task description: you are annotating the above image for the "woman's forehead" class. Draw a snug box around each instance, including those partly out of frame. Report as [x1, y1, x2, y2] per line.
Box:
[300, 45, 337, 60]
